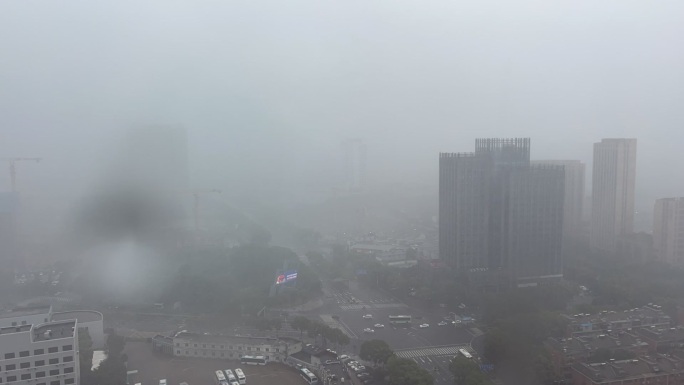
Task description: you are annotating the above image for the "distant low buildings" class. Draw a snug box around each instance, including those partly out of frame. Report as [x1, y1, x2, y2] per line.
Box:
[571, 354, 684, 385]
[563, 306, 671, 337]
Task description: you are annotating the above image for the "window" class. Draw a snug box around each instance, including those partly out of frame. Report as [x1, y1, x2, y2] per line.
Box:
[37, 383, 46, 385]
[11, 321, 17, 326]
[220, 353, 224, 357]
[49, 369, 59, 376]
[20, 362, 30, 369]
[34, 349, 45, 355]
[256, 348, 260, 351]
[193, 344, 197, 347]
[62, 345, 72, 351]
[211, 344, 215, 348]
[21, 321, 27, 325]
[65, 379, 74, 385]
[63, 367, 73, 374]
[50, 381, 60, 385]
[48, 358, 59, 365]
[48, 347, 58, 353]
[44, 318, 48, 322]
[176, 350, 180, 355]
[63, 356, 73, 363]
[184, 343, 188, 347]
[7, 377, 16, 382]
[19, 351, 30, 357]
[6, 364, 16, 371]
[36, 372, 46, 378]
[21, 374, 31, 380]
[35, 360, 45, 367]
[4, 353, 15, 359]
[202, 344, 206, 348]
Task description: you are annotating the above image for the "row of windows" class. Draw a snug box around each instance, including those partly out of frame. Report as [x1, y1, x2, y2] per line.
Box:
[0, 355, 73, 370]
[8, 319, 50, 327]
[0, 377, 74, 385]
[3, 346, 72, 360]
[177, 350, 268, 359]
[175, 342, 276, 352]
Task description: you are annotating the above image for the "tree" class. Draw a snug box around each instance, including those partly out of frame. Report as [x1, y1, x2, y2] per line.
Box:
[291, 316, 311, 339]
[78, 328, 94, 384]
[91, 331, 128, 385]
[360, 339, 395, 366]
[450, 356, 491, 385]
[386, 356, 433, 385]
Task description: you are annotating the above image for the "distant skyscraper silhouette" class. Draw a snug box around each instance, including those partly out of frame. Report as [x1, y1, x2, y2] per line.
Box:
[653, 197, 684, 265]
[342, 139, 366, 192]
[590, 138, 637, 252]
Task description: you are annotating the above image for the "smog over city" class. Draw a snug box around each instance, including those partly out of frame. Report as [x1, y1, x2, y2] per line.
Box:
[1, 2, 683, 385]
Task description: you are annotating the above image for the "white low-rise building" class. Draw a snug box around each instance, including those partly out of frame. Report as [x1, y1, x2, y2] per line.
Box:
[154, 332, 302, 362]
[0, 320, 80, 385]
[0, 306, 53, 329]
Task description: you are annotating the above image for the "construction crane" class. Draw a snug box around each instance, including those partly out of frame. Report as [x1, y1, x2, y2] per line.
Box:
[185, 189, 222, 232]
[0, 158, 41, 192]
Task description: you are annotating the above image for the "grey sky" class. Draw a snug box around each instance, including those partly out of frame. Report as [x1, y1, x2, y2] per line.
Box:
[1, 0, 683, 217]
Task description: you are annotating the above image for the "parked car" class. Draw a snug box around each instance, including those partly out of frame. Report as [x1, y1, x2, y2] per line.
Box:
[438, 321, 448, 326]
[362, 314, 373, 319]
[339, 355, 350, 361]
[363, 328, 375, 333]
[419, 323, 429, 328]
[374, 324, 385, 328]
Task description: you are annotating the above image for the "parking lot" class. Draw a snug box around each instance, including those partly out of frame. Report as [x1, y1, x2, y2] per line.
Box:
[124, 341, 304, 385]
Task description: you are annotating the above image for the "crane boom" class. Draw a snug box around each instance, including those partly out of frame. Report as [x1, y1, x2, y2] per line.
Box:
[0, 157, 41, 191]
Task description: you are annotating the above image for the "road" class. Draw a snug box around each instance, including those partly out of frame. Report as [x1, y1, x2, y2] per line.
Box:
[302, 281, 480, 385]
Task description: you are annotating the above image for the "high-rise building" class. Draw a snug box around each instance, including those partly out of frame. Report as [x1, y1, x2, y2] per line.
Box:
[590, 138, 637, 252]
[532, 160, 586, 241]
[342, 139, 366, 192]
[439, 138, 565, 286]
[653, 197, 684, 265]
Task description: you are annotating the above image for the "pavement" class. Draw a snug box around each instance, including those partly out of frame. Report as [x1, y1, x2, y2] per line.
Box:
[300, 282, 480, 385]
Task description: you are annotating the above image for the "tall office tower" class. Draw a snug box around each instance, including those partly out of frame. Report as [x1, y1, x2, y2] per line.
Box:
[439, 138, 565, 286]
[653, 198, 684, 265]
[532, 160, 586, 241]
[591, 138, 637, 252]
[342, 139, 366, 192]
[0, 192, 19, 265]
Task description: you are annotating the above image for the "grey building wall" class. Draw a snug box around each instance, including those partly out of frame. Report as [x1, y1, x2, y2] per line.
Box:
[654, 197, 684, 265]
[591, 138, 637, 252]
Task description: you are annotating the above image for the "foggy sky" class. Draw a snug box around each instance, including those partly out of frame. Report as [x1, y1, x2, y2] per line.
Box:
[1, 0, 683, 226]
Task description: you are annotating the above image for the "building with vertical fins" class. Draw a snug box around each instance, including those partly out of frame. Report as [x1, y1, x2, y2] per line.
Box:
[590, 138, 637, 252]
[342, 139, 367, 193]
[532, 160, 586, 242]
[653, 197, 684, 265]
[439, 138, 565, 287]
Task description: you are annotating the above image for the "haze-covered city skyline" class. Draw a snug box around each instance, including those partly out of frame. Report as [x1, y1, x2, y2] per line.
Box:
[1, 0, 683, 232]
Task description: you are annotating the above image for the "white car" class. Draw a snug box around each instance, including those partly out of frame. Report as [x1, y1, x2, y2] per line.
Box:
[438, 321, 448, 326]
[419, 323, 429, 328]
[363, 328, 375, 333]
[374, 323, 385, 328]
[362, 314, 373, 319]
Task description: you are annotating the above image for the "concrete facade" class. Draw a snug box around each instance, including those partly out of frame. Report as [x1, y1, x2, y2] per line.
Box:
[654, 197, 684, 265]
[439, 138, 565, 286]
[164, 332, 302, 362]
[52, 311, 104, 350]
[0, 306, 52, 329]
[591, 138, 637, 253]
[532, 160, 586, 242]
[0, 320, 79, 385]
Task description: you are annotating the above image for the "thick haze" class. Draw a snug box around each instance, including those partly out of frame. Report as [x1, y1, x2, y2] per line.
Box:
[1, 0, 683, 235]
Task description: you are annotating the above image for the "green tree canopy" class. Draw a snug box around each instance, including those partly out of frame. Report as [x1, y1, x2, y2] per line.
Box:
[360, 339, 395, 366]
[386, 356, 434, 385]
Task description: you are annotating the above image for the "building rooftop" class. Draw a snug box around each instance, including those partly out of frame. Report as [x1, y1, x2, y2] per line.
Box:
[548, 330, 649, 358]
[636, 326, 684, 344]
[0, 324, 32, 336]
[33, 320, 76, 342]
[564, 306, 671, 331]
[0, 305, 51, 319]
[174, 332, 285, 345]
[52, 310, 103, 323]
[573, 355, 684, 383]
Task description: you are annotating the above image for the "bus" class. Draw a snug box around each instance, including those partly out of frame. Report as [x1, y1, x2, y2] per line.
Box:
[388, 315, 412, 324]
[216, 370, 228, 385]
[224, 369, 237, 383]
[299, 368, 318, 385]
[241, 355, 267, 366]
[459, 349, 473, 359]
[234, 368, 246, 385]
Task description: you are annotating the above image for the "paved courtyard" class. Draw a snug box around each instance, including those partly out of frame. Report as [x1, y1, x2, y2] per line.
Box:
[124, 341, 304, 385]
